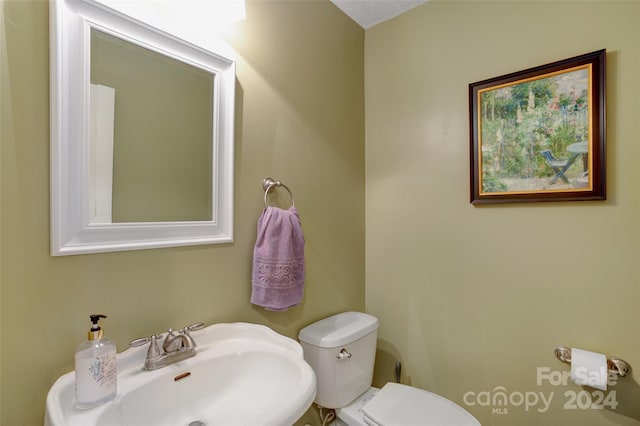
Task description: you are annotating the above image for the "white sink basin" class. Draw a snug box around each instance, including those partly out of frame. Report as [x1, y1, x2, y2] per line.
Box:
[45, 323, 317, 426]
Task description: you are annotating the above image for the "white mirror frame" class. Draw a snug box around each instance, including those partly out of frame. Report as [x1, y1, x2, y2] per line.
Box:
[50, 0, 235, 256]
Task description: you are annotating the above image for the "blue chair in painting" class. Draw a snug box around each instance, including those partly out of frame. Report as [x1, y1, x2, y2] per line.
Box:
[539, 150, 570, 184]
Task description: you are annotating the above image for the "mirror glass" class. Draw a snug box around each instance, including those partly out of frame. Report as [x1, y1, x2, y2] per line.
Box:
[90, 29, 213, 223]
[50, 0, 235, 255]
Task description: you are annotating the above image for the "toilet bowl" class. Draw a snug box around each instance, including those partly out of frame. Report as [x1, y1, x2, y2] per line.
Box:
[298, 312, 479, 426]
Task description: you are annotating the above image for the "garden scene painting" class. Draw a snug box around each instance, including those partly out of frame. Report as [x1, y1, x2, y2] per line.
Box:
[478, 65, 591, 195]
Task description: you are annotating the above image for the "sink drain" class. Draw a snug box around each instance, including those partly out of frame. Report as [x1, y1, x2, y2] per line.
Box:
[188, 421, 205, 426]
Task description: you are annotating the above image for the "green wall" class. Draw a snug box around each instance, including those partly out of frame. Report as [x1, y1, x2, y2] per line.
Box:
[6, 1, 638, 425]
[0, 1, 364, 424]
[366, 1, 640, 425]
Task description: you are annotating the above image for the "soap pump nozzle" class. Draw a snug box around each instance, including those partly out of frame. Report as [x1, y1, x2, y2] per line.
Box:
[88, 314, 107, 341]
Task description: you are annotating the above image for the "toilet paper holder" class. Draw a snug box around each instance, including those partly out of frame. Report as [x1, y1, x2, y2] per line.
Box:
[554, 346, 632, 378]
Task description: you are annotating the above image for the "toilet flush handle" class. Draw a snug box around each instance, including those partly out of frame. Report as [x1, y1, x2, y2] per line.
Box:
[336, 348, 352, 360]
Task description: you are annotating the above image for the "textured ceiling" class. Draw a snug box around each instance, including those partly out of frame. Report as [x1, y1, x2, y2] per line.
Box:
[330, 0, 430, 29]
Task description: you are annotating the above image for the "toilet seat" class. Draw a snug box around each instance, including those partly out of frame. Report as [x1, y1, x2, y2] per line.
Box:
[361, 383, 480, 426]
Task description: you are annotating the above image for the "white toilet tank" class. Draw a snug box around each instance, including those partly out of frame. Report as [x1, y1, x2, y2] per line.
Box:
[298, 312, 379, 409]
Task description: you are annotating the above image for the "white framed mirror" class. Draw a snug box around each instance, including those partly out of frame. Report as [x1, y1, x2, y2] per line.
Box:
[50, 0, 235, 255]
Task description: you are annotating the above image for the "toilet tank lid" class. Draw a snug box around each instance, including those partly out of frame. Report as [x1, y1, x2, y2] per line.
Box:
[299, 312, 379, 348]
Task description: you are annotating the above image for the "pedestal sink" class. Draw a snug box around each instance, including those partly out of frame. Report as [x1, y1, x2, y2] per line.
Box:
[45, 323, 317, 426]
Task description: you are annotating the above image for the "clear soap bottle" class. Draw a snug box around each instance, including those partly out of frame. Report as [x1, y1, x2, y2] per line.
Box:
[74, 314, 117, 409]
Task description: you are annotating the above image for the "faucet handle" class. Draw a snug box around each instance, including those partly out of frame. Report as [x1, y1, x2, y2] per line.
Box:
[178, 322, 204, 348]
[184, 322, 205, 332]
[147, 334, 163, 359]
[129, 337, 149, 347]
[130, 334, 164, 365]
[129, 333, 164, 347]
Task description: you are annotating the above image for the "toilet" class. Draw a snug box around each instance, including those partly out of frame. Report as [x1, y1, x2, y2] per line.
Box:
[298, 312, 480, 426]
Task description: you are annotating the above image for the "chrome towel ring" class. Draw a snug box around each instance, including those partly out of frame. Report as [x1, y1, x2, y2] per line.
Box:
[262, 177, 295, 208]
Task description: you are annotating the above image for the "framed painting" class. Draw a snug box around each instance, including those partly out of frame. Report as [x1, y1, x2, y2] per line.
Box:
[469, 50, 606, 204]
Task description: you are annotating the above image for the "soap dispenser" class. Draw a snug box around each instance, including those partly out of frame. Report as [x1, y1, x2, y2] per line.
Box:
[74, 314, 117, 409]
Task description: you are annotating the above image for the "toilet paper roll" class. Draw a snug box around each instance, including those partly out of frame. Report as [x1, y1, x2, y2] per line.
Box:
[570, 348, 608, 391]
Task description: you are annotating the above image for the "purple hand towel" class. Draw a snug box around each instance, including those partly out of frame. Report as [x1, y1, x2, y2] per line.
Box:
[251, 206, 305, 311]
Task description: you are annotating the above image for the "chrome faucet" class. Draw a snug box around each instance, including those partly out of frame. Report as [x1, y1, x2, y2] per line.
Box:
[130, 322, 205, 370]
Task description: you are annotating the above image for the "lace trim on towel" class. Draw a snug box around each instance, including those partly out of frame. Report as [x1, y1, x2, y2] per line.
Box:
[255, 262, 302, 288]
